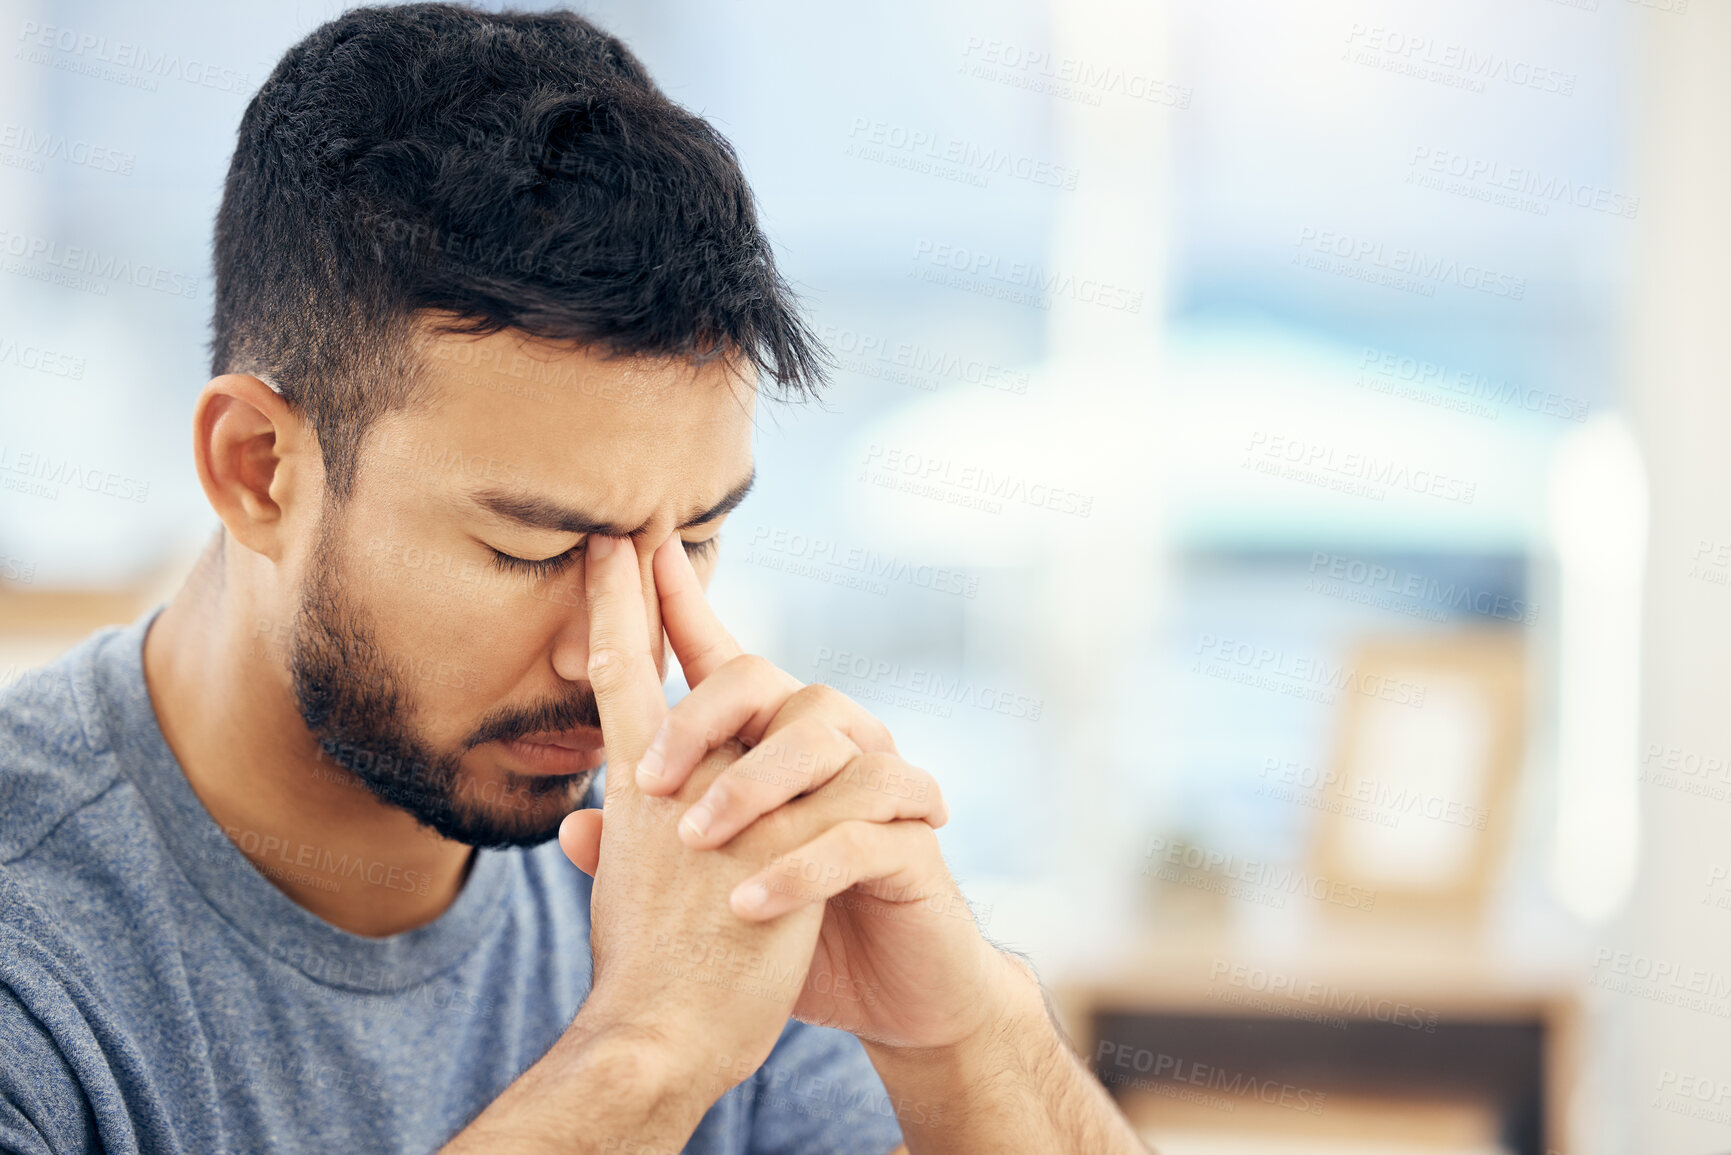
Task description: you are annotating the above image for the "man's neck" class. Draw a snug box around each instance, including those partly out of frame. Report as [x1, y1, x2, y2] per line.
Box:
[141, 537, 477, 937]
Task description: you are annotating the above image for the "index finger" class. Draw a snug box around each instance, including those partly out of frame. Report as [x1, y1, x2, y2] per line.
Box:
[652, 531, 744, 687]
[584, 534, 667, 804]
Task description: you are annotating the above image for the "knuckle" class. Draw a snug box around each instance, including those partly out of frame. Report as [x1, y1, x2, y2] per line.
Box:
[586, 648, 629, 687]
[839, 752, 935, 807]
[792, 717, 842, 763]
[746, 653, 799, 693]
[856, 750, 899, 774]
[906, 816, 941, 845]
[767, 806, 813, 846]
[693, 719, 740, 750]
[835, 754, 885, 802]
[760, 802, 801, 846]
[790, 713, 842, 747]
[862, 785, 901, 823]
[715, 763, 772, 810]
[832, 820, 873, 862]
[659, 714, 702, 750]
[691, 630, 739, 663]
[754, 723, 824, 784]
[688, 739, 746, 791]
[742, 740, 792, 789]
[728, 652, 774, 680]
[587, 623, 639, 661]
[866, 716, 897, 753]
[903, 762, 941, 800]
[795, 681, 850, 711]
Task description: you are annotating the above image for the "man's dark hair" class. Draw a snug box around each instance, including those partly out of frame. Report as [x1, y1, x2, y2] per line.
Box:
[209, 2, 826, 500]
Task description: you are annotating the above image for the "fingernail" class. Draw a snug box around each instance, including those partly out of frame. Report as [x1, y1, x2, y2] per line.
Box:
[636, 745, 663, 784]
[734, 881, 770, 914]
[589, 535, 616, 559]
[680, 803, 711, 839]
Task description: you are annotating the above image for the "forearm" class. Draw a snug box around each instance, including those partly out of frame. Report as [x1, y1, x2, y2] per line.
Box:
[440, 1016, 721, 1154]
[862, 953, 1150, 1155]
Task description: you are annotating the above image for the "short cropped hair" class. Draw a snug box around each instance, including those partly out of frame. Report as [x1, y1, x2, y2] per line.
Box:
[209, 2, 825, 499]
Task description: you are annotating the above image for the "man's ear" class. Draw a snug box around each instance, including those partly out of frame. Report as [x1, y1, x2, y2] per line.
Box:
[193, 374, 319, 563]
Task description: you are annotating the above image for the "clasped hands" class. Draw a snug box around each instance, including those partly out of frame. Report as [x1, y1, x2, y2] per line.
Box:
[556, 532, 1025, 1090]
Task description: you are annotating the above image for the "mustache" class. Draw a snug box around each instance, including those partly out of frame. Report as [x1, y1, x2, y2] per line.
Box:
[463, 685, 604, 749]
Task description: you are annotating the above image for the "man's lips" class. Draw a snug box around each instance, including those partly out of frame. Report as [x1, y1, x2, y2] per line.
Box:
[512, 728, 605, 751]
[498, 728, 606, 775]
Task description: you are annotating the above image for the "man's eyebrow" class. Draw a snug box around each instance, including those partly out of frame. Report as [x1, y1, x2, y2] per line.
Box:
[470, 469, 756, 538]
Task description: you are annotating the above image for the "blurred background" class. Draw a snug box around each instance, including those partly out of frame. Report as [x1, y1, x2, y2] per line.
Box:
[1, 0, 1726, 1151]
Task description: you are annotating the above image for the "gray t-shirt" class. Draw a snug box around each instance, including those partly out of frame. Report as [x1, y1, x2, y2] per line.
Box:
[0, 611, 904, 1154]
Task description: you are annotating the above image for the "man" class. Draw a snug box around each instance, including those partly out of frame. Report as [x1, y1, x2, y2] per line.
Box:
[0, 4, 1149, 1152]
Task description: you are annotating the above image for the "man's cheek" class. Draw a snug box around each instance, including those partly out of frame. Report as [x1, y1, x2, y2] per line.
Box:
[527, 576, 583, 608]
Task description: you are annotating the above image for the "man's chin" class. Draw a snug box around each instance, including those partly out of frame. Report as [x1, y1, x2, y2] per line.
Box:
[427, 767, 596, 849]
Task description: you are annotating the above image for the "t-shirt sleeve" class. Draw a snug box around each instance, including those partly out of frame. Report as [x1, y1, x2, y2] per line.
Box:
[0, 982, 91, 1155]
[742, 1021, 905, 1155]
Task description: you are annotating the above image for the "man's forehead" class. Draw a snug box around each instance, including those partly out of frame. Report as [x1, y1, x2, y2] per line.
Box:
[411, 315, 756, 400]
[360, 318, 758, 529]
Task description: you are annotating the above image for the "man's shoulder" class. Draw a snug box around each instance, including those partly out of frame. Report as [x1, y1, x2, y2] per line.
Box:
[0, 626, 129, 865]
[0, 632, 143, 1070]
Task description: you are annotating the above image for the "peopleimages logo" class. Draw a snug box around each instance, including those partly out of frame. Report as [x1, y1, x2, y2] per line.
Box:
[0, 334, 86, 379]
[0, 443, 149, 503]
[748, 525, 980, 599]
[1094, 1042, 1327, 1114]
[1655, 1069, 1731, 1129]
[812, 646, 1044, 722]
[1207, 959, 1440, 1031]
[1406, 146, 1639, 220]
[1357, 345, 1588, 423]
[958, 37, 1192, 109]
[910, 239, 1143, 314]
[818, 323, 1029, 397]
[1259, 757, 1490, 832]
[1342, 24, 1576, 96]
[0, 123, 135, 175]
[218, 825, 433, 897]
[1192, 632, 1427, 709]
[1294, 227, 1525, 300]
[1589, 947, 1731, 1018]
[1143, 835, 1378, 911]
[1305, 551, 1536, 626]
[862, 442, 1095, 517]
[1244, 431, 1479, 506]
[15, 20, 251, 93]
[846, 117, 1079, 191]
[0, 226, 201, 298]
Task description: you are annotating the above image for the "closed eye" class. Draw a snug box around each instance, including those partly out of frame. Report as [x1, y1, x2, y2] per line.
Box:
[489, 541, 583, 577]
[489, 534, 718, 577]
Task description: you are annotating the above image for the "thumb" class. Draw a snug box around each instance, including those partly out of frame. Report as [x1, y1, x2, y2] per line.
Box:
[558, 808, 603, 876]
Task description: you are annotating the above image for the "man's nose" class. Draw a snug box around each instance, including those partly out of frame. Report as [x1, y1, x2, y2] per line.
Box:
[547, 534, 671, 684]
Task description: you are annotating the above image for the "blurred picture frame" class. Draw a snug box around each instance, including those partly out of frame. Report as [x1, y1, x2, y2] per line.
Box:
[1310, 630, 1527, 922]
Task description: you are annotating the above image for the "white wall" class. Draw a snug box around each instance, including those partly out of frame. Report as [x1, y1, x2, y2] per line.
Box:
[1618, 5, 1731, 1151]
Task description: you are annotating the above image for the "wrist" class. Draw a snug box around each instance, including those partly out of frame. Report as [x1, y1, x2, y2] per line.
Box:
[566, 993, 763, 1094]
[859, 952, 1142, 1154]
[862, 948, 1055, 1083]
[443, 1013, 718, 1153]
[560, 1008, 727, 1102]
